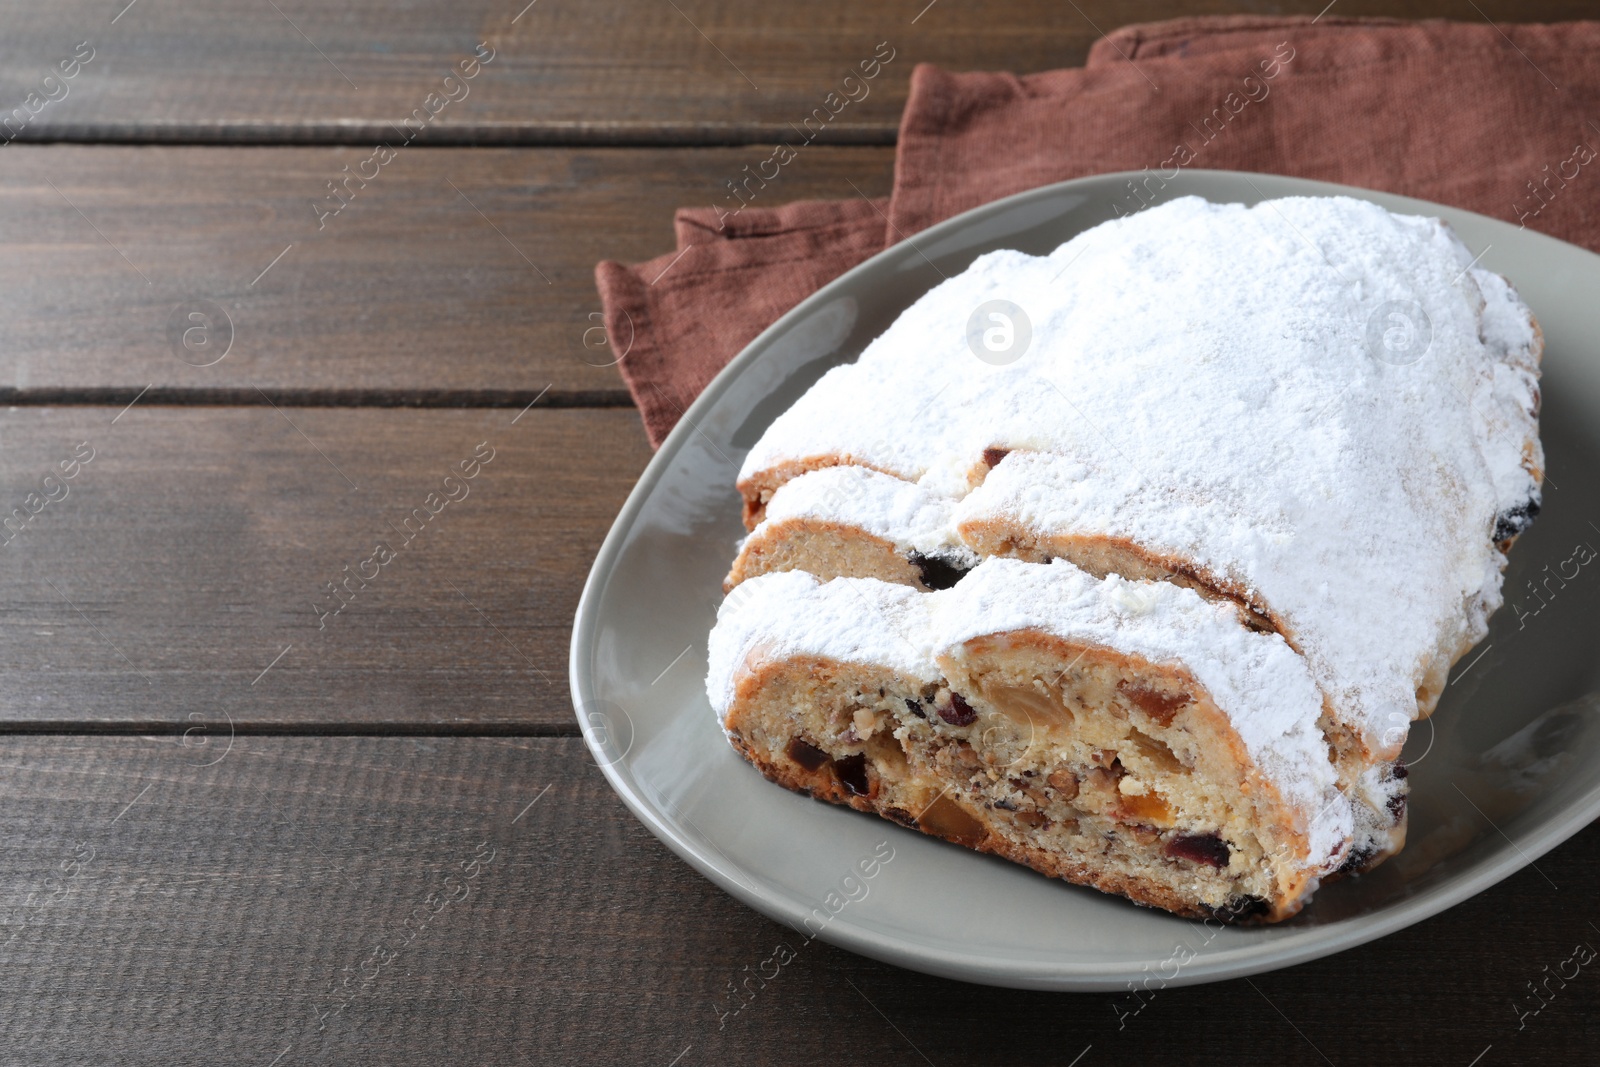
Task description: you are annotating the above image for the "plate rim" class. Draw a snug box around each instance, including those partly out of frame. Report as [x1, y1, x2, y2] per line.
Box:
[570, 168, 1600, 990]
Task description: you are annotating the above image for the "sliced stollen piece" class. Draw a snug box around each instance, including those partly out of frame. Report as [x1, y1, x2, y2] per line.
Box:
[733, 196, 1544, 763]
[952, 448, 1429, 865]
[707, 568, 946, 849]
[706, 559, 1359, 922]
[726, 465, 975, 592]
[936, 558, 1380, 911]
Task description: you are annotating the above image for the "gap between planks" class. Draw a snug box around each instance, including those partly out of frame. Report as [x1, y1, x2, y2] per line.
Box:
[0, 122, 900, 149]
[0, 721, 583, 737]
[0, 388, 634, 409]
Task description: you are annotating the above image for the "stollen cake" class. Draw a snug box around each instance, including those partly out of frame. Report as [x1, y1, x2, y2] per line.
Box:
[707, 195, 1543, 920]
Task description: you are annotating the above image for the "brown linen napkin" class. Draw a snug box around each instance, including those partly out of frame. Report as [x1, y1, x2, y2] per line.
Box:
[596, 16, 1600, 447]
[594, 197, 887, 445]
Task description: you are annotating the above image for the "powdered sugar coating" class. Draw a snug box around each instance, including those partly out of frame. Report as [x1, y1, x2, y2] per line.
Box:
[737, 196, 1543, 756]
[707, 559, 1352, 872]
[756, 465, 975, 564]
[706, 569, 940, 721]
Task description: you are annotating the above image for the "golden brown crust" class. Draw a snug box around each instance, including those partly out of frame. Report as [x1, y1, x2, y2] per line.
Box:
[738, 456, 904, 529]
[724, 725, 1229, 920]
[721, 638, 1318, 923]
[957, 518, 1279, 634]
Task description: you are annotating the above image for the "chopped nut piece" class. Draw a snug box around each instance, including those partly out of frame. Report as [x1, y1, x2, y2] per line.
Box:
[1083, 767, 1121, 795]
[1046, 768, 1079, 799]
[852, 707, 879, 739]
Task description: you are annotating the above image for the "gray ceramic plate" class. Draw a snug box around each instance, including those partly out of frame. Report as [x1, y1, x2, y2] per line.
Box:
[570, 170, 1600, 990]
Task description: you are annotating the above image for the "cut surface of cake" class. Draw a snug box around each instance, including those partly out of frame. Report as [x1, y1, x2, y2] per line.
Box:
[709, 561, 1360, 921]
[728, 465, 973, 592]
[707, 194, 1541, 920]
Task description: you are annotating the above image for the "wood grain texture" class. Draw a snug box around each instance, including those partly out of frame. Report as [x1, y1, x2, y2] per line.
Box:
[0, 405, 653, 728]
[0, 144, 894, 398]
[1, 0, 1591, 145]
[4, 0, 1597, 1053]
[0, 733, 1593, 1066]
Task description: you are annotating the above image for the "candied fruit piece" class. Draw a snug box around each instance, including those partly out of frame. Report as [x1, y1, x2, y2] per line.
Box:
[1121, 789, 1175, 826]
[785, 737, 829, 771]
[1117, 682, 1192, 726]
[833, 753, 870, 796]
[985, 682, 1073, 732]
[918, 794, 986, 846]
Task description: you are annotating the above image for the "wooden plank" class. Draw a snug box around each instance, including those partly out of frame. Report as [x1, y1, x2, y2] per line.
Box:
[0, 733, 1593, 1064]
[0, 0, 1341, 145]
[0, 1, 1587, 145]
[0, 145, 895, 398]
[0, 405, 653, 728]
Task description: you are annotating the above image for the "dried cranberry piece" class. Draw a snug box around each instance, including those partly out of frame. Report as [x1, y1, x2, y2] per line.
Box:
[785, 737, 829, 771]
[939, 693, 978, 727]
[982, 447, 1012, 468]
[1164, 832, 1231, 868]
[833, 754, 870, 796]
[1212, 895, 1270, 923]
[903, 698, 926, 719]
[1386, 761, 1409, 823]
[1492, 499, 1540, 543]
[1337, 843, 1378, 875]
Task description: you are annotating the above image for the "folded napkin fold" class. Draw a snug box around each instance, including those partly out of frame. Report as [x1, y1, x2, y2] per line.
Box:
[596, 15, 1600, 447]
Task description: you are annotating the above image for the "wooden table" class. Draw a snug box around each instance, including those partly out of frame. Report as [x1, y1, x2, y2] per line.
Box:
[1, 2, 1594, 1062]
